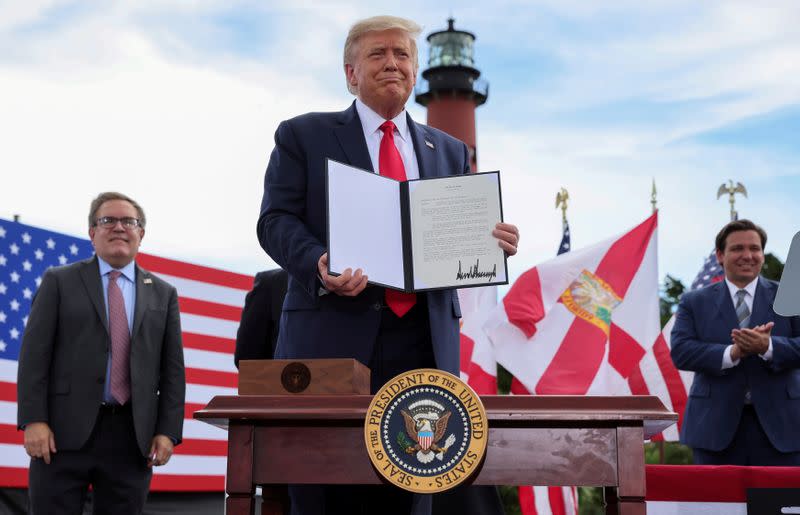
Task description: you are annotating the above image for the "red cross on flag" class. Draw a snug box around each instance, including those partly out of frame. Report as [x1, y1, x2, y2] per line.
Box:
[484, 213, 660, 399]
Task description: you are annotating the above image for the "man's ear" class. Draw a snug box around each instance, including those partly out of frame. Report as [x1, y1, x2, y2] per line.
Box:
[88, 226, 96, 245]
[715, 249, 724, 266]
[345, 63, 357, 90]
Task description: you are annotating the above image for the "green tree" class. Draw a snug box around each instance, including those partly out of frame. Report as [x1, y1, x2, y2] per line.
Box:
[761, 252, 784, 281]
[659, 274, 686, 326]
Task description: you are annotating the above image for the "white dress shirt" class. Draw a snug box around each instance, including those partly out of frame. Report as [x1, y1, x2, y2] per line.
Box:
[355, 99, 420, 180]
[721, 277, 774, 369]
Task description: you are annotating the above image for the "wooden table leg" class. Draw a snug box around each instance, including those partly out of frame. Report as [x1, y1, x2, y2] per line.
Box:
[226, 424, 256, 515]
[615, 426, 646, 515]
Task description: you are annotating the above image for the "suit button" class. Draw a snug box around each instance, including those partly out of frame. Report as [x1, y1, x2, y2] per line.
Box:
[97, 377, 104, 384]
[373, 302, 382, 311]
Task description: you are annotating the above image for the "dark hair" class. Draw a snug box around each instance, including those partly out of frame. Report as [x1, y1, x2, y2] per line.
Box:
[715, 219, 766, 252]
[88, 192, 146, 228]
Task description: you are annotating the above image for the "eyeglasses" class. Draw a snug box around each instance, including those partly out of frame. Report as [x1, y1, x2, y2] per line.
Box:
[94, 216, 142, 229]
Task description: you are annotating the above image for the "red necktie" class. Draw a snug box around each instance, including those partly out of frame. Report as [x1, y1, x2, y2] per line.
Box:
[379, 120, 417, 317]
[108, 270, 131, 404]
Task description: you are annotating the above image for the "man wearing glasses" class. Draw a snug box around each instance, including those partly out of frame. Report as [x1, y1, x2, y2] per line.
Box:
[17, 191, 185, 515]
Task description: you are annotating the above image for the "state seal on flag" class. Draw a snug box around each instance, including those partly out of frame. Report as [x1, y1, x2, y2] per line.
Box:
[364, 369, 487, 494]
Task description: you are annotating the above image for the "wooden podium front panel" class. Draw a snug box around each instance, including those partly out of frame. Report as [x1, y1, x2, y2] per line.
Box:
[253, 426, 379, 485]
[250, 425, 619, 487]
[478, 427, 617, 486]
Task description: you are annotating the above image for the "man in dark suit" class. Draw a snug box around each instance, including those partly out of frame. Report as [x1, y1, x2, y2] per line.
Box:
[671, 219, 800, 465]
[233, 268, 288, 367]
[258, 15, 518, 515]
[17, 191, 186, 514]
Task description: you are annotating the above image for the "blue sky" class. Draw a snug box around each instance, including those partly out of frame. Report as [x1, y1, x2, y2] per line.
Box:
[1, 1, 799, 289]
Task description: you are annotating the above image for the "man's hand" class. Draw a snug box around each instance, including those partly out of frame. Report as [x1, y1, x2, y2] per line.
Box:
[732, 321, 773, 356]
[493, 223, 520, 256]
[148, 434, 174, 467]
[318, 253, 368, 297]
[24, 422, 56, 464]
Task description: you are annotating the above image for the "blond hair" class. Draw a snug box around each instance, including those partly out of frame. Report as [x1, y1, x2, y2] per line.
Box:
[343, 16, 422, 94]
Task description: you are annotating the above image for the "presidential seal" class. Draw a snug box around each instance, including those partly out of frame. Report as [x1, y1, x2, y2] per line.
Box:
[364, 369, 487, 494]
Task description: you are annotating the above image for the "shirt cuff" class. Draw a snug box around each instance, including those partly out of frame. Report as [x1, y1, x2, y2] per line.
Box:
[760, 337, 773, 361]
[317, 274, 329, 296]
[722, 345, 740, 369]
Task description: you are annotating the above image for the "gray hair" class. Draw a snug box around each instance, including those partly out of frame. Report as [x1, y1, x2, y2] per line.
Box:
[343, 16, 422, 94]
[88, 191, 146, 228]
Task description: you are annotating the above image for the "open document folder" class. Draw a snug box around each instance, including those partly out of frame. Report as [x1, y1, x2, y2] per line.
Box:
[326, 159, 508, 292]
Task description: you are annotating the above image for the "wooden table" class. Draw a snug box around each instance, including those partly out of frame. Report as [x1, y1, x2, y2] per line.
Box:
[195, 395, 677, 515]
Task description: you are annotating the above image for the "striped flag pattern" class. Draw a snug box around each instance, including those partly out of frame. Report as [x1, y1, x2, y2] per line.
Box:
[0, 218, 249, 491]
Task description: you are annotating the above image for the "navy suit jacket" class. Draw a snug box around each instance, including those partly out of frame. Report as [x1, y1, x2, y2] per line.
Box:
[257, 102, 467, 375]
[671, 277, 800, 452]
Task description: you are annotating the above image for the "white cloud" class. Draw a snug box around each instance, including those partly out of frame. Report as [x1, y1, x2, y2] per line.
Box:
[1, 1, 798, 287]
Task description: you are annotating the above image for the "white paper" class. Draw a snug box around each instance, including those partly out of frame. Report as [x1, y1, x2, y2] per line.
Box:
[408, 172, 506, 290]
[326, 160, 405, 289]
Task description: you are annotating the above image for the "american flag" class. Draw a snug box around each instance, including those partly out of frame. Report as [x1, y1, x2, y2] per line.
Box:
[0, 218, 250, 491]
[689, 251, 724, 290]
[558, 220, 571, 255]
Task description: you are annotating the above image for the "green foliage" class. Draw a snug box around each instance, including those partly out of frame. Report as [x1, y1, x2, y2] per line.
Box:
[659, 274, 686, 326]
[579, 487, 605, 515]
[762, 252, 784, 281]
[644, 441, 692, 465]
[498, 485, 522, 515]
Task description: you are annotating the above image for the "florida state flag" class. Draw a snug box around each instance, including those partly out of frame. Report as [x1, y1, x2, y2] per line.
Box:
[484, 213, 660, 397]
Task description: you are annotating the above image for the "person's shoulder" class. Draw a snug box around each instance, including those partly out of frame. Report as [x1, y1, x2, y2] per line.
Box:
[256, 268, 288, 281]
[757, 276, 780, 298]
[282, 107, 352, 130]
[46, 257, 95, 277]
[682, 281, 723, 303]
[414, 122, 465, 148]
[759, 276, 779, 289]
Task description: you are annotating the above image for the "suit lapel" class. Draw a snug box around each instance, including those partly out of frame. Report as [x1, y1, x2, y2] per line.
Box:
[713, 281, 741, 330]
[750, 276, 774, 327]
[407, 113, 437, 179]
[334, 102, 374, 172]
[132, 264, 149, 341]
[78, 256, 108, 332]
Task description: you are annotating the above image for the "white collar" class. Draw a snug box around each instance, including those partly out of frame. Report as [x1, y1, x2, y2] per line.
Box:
[355, 98, 410, 143]
[724, 276, 758, 299]
[97, 256, 136, 283]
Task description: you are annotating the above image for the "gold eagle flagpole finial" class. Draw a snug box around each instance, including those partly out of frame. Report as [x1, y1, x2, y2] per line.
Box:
[555, 187, 569, 226]
[716, 180, 747, 221]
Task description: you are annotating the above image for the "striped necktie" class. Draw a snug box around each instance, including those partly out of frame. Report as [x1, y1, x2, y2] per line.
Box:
[735, 289, 750, 328]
